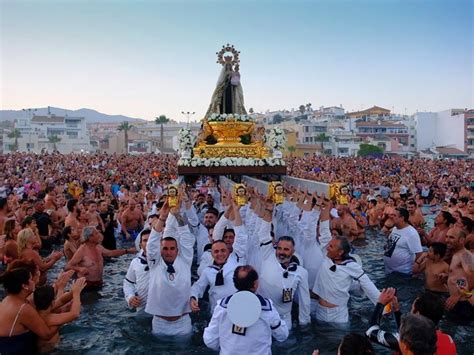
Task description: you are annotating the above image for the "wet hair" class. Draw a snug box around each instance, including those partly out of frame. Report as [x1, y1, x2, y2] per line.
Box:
[277, 236, 295, 247]
[17, 228, 35, 253]
[63, 226, 72, 240]
[7, 259, 39, 276]
[67, 199, 78, 212]
[139, 229, 151, 244]
[233, 265, 259, 291]
[338, 333, 374, 355]
[4, 219, 16, 241]
[0, 268, 31, 294]
[369, 199, 377, 206]
[21, 216, 35, 228]
[413, 292, 445, 325]
[205, 207, 219, 218]
[429, 242, 447, 259]
[223, 228, 235, 236]
[407, 199, 417, 207]
[34, 285, 55, 310]
[449, 197, 457, 205]
[399, 314, 437, 355]
[460, 216, 473, 233]
[335, 236, 351, 259]
[459, 196, 469, 204]
[396, 207, 410, 222]
[440, 211, 455, 225]
[81, 226, 95, 242]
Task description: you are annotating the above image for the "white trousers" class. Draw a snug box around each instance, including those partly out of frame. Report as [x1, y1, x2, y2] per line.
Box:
[313, 302, 349, 323]
[152, 314, 192, 336]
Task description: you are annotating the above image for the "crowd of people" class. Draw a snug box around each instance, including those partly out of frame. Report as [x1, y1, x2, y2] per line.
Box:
[0, 152, 473, 354]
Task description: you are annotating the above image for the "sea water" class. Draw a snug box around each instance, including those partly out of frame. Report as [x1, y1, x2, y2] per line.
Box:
[3, 207, 473, 354]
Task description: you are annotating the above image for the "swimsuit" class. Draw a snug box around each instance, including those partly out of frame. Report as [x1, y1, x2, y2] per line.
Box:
[0, 303, 37, 354]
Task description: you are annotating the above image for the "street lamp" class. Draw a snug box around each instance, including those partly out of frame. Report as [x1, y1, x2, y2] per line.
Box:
[181, 111, 195, 128]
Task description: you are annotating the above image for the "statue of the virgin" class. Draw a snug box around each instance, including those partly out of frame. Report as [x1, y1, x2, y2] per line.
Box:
[206, 46, 247, 117]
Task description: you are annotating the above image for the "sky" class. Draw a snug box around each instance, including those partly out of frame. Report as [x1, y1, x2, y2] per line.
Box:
[1, 0, 473, 122]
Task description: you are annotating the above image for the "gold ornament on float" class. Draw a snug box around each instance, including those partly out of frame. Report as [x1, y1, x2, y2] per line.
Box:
[268, 181, 285, 205]
[167, 185, 179, 208]
[233, 184, 247, 206]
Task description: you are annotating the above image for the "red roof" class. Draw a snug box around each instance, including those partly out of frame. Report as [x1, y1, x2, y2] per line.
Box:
[436, 147, 467, 155]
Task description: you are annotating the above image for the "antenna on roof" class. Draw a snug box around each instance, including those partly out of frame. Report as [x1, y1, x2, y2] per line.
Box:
[48, 106, 51, 115]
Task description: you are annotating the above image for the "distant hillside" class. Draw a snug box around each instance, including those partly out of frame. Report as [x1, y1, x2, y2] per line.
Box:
[0, 107, 147, 123]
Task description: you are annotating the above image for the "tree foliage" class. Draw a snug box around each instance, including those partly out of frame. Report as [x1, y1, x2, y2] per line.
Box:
[358, 143, 384, 157]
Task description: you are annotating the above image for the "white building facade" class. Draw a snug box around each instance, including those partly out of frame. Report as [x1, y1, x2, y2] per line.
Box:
[3, 115, 92, 154]
[414, 109, 466, 152]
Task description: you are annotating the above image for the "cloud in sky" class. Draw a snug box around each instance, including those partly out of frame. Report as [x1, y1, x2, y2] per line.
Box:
[1, 0, 472, 121]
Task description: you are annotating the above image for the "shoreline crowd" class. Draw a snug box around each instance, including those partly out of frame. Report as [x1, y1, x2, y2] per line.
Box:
[0, 152, 473, 355]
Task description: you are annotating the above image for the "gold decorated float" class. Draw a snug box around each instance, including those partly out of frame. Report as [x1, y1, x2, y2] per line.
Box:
[193, 118, 269, 159]
[177, 44, 285, 176]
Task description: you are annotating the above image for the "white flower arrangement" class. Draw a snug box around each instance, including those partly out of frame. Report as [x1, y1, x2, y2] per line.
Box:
[207, 113, 254, 122]
[265, 126, 286, 151]
[178, 128, 195, 153]
[177, 157, 285, 167]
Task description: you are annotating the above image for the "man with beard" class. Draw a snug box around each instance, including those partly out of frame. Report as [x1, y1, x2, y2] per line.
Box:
[190, 199, 248, 313]
[192, 207, 219, 263]
[99, 200, 117, 250]
[256, 199, 311, 330]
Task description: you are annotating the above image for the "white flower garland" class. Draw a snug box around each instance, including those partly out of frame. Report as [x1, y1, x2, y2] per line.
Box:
[178, 157, 285, 167]
[265, 126, 286, 151]
[208, 113, 254, 122]
[178, 128, 195, 152]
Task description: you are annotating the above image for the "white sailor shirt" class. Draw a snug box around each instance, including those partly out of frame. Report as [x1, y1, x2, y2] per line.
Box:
[296, 210, 332, 288]
[257, 219, 311, 329]
[312, 256, 380, 307]
[145, 217, 195, 317]
[203, 294, 288, 355]
[123, 249, 150, 311]
[192, 224, 249, 311]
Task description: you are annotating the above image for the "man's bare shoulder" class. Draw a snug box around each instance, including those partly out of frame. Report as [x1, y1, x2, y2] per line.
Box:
[460, 250, 473, 267]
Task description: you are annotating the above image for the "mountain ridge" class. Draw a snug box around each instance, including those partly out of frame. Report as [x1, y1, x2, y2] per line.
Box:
[0, 107, 149, 123]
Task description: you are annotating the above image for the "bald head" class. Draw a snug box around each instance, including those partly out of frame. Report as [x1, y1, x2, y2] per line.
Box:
[445, 226, 466, 251]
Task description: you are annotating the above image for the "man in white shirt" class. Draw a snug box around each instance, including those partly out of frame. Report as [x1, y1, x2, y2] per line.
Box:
[203, 265, 288, 354]
[190, 200, 248, 313]
[257, 199, 311, 330]
[145, 202, 195, 336]
[384, 207, 423, 275]
[312, 235, 380, 323]
[123, 229, 151, 312]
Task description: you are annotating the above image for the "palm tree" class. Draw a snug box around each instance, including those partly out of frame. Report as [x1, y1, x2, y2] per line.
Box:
[306, 103, 312, 112]
[7, 129, 22, 152]
[249, 107, 254, 114]
[315, 132, 330, 153]
[48, 135, 61, 152]
[118, 121, 134, 154]
[155, 115, 170, 151]
[299, 105, 306, 115]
